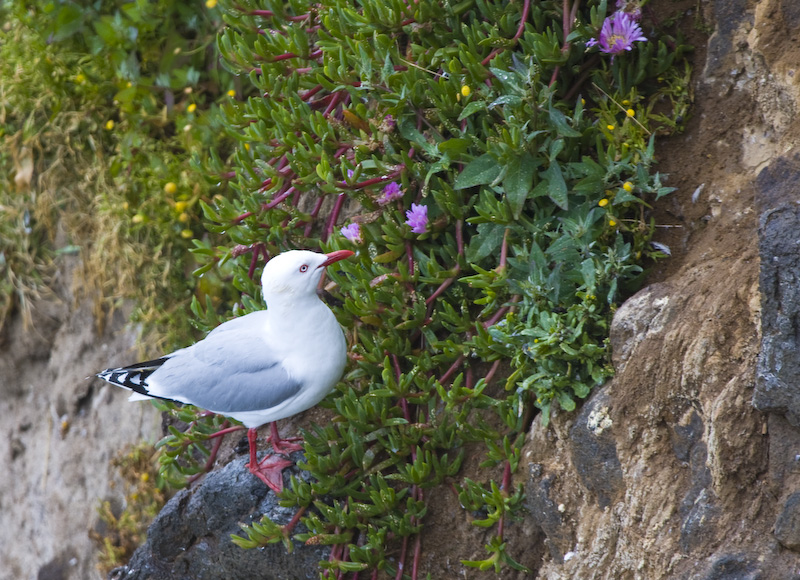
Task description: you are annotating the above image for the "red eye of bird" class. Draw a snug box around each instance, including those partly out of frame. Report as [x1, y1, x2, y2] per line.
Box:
[299, 264, 309, 273]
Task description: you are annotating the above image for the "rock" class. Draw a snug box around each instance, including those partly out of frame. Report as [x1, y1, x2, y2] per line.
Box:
[111, 458, 328, 580]
[526, 465, 570, 563]
[695, 553, 763, 580]
[774, 492, 800, 551]
[568, 391, 623, 509]
[754, 154, 800, 426]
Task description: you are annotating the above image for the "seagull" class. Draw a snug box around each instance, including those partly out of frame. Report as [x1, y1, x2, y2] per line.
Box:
[96, 249, 353, 492]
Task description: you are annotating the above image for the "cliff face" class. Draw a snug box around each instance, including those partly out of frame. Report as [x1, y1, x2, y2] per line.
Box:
[1, 250, 162, 580]
[526, 1, 800, 577]
[4, 1, 800, 578]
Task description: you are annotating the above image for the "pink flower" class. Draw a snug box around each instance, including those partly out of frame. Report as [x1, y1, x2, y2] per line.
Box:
[377, 181, 403, 205]
[586, 12, 647, 58]
[340, 223, 362, 243]
[405, 203, 428, 234]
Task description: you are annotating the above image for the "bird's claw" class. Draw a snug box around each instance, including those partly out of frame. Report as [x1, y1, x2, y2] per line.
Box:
[247, 454, 294, 493]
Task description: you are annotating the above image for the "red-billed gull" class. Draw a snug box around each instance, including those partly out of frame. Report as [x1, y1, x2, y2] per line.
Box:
[97, 249, 353, 491]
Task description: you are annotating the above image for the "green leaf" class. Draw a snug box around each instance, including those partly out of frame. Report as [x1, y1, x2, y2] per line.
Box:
[549, 102, 582, 137]
[457, 100, 486, 121]
[466, 222, 506, 262]
[544, 163, 568, 210]
[455, 154, 503, 190]
[503, 153, 540, 218]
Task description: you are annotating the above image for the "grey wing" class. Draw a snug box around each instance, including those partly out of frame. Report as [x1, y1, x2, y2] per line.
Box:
[149, 311, 302, 413]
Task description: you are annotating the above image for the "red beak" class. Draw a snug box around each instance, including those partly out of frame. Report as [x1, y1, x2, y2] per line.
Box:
[320, 249, 354, 268]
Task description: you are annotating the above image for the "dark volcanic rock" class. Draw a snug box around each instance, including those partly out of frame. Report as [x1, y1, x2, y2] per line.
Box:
[774, 492, 800, 552]
[110, 458, 328, 580]
[754, 154, 800, 426]
[568, 390, 624, 509]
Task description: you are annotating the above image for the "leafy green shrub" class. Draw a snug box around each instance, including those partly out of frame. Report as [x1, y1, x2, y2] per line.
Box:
[149, 0, 690, 575]
[1, 0, 691, 575]
[0, 0, 233, 347]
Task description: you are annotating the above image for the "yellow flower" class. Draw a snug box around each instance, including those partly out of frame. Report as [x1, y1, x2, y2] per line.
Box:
[140, 473, 150, 483]
[626, 108, 635, 117]
[104, 120, 115, 130]
[187, 103, 197, 113]
[622, 181, 634, 192]
[598, 198, 609, 207]
[206, 0, 217, 7]
[164, 182, 177, 195]
[608, 218, 617, 227]
[622, 99, 631, 106]
[606, 124, 615, 131]
[174, 201, 188, 213]
[181, 229, 193, 239]
[122, 201, 129, 210]
[74, 73, 86, 84]
[460, 85, 471, 98]
[132, 214, 145, 224]
[178, 212, 190, 223]
[244, 143, 250, 150]
[227, 89, 236, 97]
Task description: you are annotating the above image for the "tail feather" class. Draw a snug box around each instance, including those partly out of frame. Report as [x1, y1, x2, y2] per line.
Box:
[96, 357, 170, 399]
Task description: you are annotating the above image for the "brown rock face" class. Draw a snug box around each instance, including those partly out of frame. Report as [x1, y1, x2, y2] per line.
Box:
[522, 0, 800, 578]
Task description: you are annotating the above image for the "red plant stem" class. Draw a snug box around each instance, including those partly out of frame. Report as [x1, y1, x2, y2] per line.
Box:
[233, 211, 254, 225]
[455, 219, 464, 255]
[186, 420, 236, 485]
[424, 266, 460, 306]
[300, 84, 324, 101]
[391, 354, 403, 383]
[263, 186, 296, 210]
[394, 536, 408, 580]
[247, 248, 262, 279]
[304, 196, 326, 237]
[497, 461, 513, 539]
[405, 240, 414, 275]
[483, 359, 501, 386]
[283, 505, 307, 534]
[266, 49, 323, 63]
[203, 424, 246, 439]
[323, 193, 347, 242]
[439, 354, 465, 385]
[498, 227, 510, 270]
[334, 168, 404, 190]
[323, 91, 342, 117]
[481, 0, 531, 66]
[550, 0, 581, 86]
[482, 294, 520, 329]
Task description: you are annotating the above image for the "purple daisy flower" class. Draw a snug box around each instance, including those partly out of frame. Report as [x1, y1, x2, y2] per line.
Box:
[340, 223, 362, 243]
[586, 12, 647, 58]
[377, 181, 403, 205]
[405, 203, 428, 234]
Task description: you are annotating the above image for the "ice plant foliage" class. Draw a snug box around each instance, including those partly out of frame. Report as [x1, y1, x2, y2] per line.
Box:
[158, 0, 690, 576]
[586, 11, 647, 58]
[405, 203, 428, 234]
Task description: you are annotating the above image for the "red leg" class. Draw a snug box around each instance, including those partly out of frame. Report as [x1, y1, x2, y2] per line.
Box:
[266, 422, 304, 454]
[245, 426, 293, 493]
